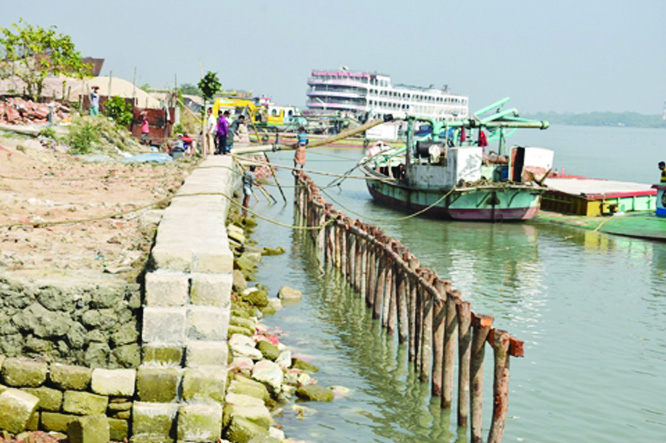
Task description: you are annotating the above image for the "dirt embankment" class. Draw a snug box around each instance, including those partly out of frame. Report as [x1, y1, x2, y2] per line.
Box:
[0, 135, 193, 278]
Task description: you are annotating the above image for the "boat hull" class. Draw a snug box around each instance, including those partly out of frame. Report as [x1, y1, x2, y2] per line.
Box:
[365, 170, 543, 221]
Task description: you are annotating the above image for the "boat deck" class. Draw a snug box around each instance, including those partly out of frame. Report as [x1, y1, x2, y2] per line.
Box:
[542, 177, 657, 216]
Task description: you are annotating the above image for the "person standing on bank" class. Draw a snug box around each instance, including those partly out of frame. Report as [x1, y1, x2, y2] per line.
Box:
[242, 165, 256, 218]
[89, 86, 100, 116]
[140, 112, 150, 145]
[205, 107, 217, 156]
[294, 126, 308, 169]
[659, 161, 666, 183]
[216, 110, 230, 155]
[227, 114, 246, 152]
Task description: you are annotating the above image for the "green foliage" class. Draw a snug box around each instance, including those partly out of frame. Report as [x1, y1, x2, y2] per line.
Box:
[0, 18, 91, 100]
[104, 96, 133, 126]
[180, 83, 202, 96]
[139, 83, 151, 92]
[38, 126, 57, 139]
[172, 123, 184, 134]
[67, 118, 100, 154]
[198, 71, 221, 103]
[525, 111, 666, 129]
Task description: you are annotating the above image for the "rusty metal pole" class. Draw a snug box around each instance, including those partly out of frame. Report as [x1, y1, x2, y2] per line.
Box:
[457, 300, 472, 428]
[488, 330, 511, 443]
[470, 315, 493, 443]
[442, 288, 459, 410]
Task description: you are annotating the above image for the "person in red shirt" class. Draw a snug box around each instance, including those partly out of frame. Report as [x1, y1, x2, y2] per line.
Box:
[140, 113, 150, 145]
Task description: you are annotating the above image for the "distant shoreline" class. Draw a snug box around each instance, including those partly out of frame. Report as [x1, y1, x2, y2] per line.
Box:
[523, 112, 666, 129]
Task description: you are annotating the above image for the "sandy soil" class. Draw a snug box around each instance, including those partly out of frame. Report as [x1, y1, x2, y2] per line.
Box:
[0, 134, 193, 279]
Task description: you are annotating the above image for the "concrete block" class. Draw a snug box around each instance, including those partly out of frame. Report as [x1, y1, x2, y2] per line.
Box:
[190, 273, 232, 306]
[26, 410, 39, 430]
[142, 344, 183, 366]
[186, 306, 229, 341]
[151, 245, 192, 273]
[67, 414, 110, 443]
[132, 402, 178, 442]
[195, 249, 234, 273]
[185, 341, 229, 368]
[49, 363, 91, 390]
[181, 367, 227, 404]
[136, 366, 180, 403]
[0, 388, 39, 434]
[145, 272, 189, 307]
[22, 386, 63, 411]
[91, 368, 136, 396]
[41, 412, 78, 432]
[224, 416, 269, 443]
[142, 307, 187, 344]
[177, 403, 223, 443]
[62, 390, 108, 415]
[1, 358, 48, 387]
[109, 417, 129, 441]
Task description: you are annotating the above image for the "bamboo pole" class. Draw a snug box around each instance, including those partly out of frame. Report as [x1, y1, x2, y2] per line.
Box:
[432, 290, 446, 397]
[366, 242, 376, 308]
[382, 256, 394, 330]
[457, 300, 472, 428]
[442, 287, 459, 410]
[373, 246, 386, 320]
[397, 261, 409, 343]
[488, 330, 511, 443]
[470, 315, 494, 443]
[419, 288, 433, 383]
[408, 258, 420, 362]
[263, 152, 287, 202]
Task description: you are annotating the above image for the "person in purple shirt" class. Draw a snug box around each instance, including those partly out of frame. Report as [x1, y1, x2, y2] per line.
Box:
[216, 110, 230, 155]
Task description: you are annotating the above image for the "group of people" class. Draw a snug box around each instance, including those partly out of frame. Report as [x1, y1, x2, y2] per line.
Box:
[205, 108, 245, 156]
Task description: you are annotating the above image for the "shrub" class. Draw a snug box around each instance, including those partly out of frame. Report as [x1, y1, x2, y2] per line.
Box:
[67, 118, 100, 154]
[104, 96, 133, 126]
[38, 127, 57, 139]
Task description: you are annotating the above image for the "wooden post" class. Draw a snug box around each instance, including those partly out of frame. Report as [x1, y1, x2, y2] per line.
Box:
[397, 263, 409, 343]
[366, 242, 376, 308]
[470, 315, 493, 443]
[442, 287, 458, 410]
[457, 300, 472, 428]
[488, 330, 511, 443]
[431, 290, 446, 397]
[359, 236, 367, 297]
[340, 222, 347, 276]
[419, 288, 433, 383]
[408, 258, 420, 363]
[373, 245, 386, 320]
[386, 259, 399, 334]
[382, 255, 394, 330]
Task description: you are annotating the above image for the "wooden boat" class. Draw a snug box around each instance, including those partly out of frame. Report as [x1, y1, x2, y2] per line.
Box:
[360, 99, 553, 221]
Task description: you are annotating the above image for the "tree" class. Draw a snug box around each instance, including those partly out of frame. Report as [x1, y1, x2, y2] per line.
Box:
[0, 19, 91, 100]
[180, 83, 202, 97]
[197, 71, 221, 105]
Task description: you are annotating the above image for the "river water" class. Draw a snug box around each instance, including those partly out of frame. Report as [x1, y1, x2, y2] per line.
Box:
[249, 125, 666, 443]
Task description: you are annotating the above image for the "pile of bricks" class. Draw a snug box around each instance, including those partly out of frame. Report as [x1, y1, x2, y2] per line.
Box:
[0, 98, 70, 125]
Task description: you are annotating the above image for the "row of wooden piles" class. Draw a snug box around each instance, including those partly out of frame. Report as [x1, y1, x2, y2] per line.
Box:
[293, 170, 525, 443]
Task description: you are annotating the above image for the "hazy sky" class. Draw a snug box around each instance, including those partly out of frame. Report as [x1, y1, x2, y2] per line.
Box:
[3, 1, 665, 114]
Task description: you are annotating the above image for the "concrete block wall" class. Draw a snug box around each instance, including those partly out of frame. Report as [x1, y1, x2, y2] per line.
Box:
[138, 155, 239, 442]
[0, 358, 134, 441]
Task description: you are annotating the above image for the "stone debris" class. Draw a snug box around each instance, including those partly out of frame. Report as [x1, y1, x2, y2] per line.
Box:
[0, 98, 70, 125]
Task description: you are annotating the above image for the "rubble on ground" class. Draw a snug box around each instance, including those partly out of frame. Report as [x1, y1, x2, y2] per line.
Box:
[0, 98, 70, 126]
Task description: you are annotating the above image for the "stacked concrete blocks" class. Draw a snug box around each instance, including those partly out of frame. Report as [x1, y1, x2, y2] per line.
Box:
[137, 156, 239, 442]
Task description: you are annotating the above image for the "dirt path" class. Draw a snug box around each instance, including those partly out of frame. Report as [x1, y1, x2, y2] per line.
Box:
[0, 136, 193, 279]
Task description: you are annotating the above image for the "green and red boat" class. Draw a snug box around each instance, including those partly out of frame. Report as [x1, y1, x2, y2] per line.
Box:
[360, 99, 553, 221]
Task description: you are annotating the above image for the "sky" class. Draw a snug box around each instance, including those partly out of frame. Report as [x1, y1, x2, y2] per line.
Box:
[3, 0, 665, 114]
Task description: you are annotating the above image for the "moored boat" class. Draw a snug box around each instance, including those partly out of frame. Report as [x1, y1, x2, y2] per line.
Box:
[360, 99, 553, 222]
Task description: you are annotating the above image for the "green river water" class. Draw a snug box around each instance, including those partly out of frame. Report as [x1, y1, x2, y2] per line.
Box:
[249, 125, 666, 442]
